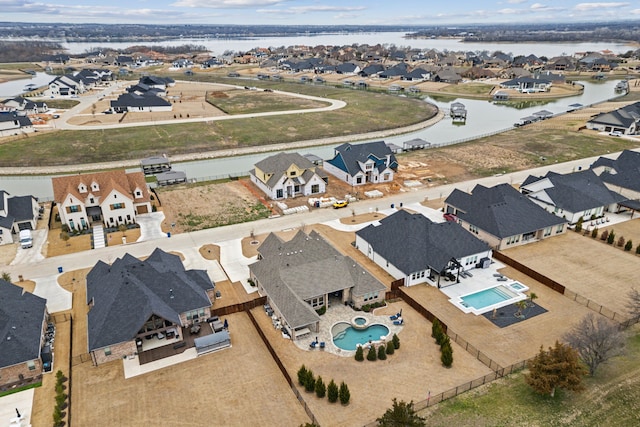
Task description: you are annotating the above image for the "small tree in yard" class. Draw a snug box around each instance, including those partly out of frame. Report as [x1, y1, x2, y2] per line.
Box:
[315, 376, 326, 398]
[60, 230, 70, 246]
[625, 240, 633, 251]
[297, 365, 308, 386]
[563, 313, 625, 376]
[515, 300, 528, 318]
[431, 318, 443, 338]
[591, 227, 598, 239]
[304, 370, 316, 392]
[600, 229, 609, 241]
[354, 345, 364, 362]
[575, 216, 583, 232]
[392, 333, 400, 350]
[528, 292, 539, 307]
[617, 236, 625, 248]
[607, 230, 615, 245]
[327, 380, 339, 403]
[441, 339, 453, 367]
[525, 341, 586, 397]
[637, 244, 640, 255]
[378, 345, 387, 360]
[627, 288, 640, 322]
[118, 223, 128, 235]
[386, 342, 395, 355]
[1, 272, 11, 283]
[339, 381, 351, 405]
[377, 399, 426, 427]
[367, 345, 377, 361]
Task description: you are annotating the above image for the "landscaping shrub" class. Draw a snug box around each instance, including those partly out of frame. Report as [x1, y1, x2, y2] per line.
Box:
[327, 380, 339, 403]
[591, 227, 598, 239]
[367, 346, 377, 361]
[378, 345, 387, 360]
[339, 382, 351, 405]
[441, 340, 453, 368]
[617, 236, 625, 248]
[315, 376, 326, 398]
[636, 244, 640, 255]
[304, 370, 316, 392]
[354, 346, 364, 362]
[315, 305, 326, 315]
[625, 240, 633, 252]
[431, 318, 442, 338]
[607, 231, 615, 245]
[601, 230, 609, 241]
[392, 333, 400, 350]
[575, 217, 583, 232]
[386, 342, 395, 355]
[297, 365, 308, 386]
[361, 304, 371, 312]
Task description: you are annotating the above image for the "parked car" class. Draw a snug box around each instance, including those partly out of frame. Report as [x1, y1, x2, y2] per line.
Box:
[443, 213, 458, 222]
[333, 200, 348, 209]
[609, 131, 623, 137]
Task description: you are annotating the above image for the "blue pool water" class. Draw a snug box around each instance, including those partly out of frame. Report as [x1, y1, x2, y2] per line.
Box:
[332, 322, 390, 351]
[461, 286, 515, 310]
[354, 317, 367, 326]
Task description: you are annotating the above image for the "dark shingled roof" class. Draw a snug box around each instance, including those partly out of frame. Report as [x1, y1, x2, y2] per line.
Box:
[356, 210, 490, 275]
[86, 248, 213, 352]
[592, 149, 640, 193]
[445, 183, 567, 239]
[0, 280, 47, 369]
[326, 141, 397, 177]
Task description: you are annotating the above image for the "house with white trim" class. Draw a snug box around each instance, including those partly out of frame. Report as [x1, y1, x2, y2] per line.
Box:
[323, 141, 397, 186]
[250, 152, 328, 200]
[0, 190, 40, 246]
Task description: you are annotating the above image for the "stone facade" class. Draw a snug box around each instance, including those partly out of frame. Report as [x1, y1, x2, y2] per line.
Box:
[0, 359, 42, 389]
[91, 341, 136, 366]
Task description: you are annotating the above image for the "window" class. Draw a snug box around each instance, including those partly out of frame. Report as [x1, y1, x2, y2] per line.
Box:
[294, 185, 300, 193]
[365, 163, 373, 170]
[27, 360, 36, 370]
[356, 176, 363, 184]
[308, 296, 324, 308]
[556, 224, 564, 234]
[290, 171, 296, 176]
[110, 203, 124, 210]
[89, 198, 94, 204]
[135, 191, 141, 197]
[104, 347, 112, 356]
[66, 205, 81, 213]
[311, 184, 319, 194]
[543, 227, 552, 237]
[186, 308, 206, 321]
[276, 189, 283, 198]
[383, 173, 390, 181]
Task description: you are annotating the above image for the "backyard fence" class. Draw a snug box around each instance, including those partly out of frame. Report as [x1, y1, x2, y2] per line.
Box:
[210, 296, 266, 317]
[493, 251, 565, 294]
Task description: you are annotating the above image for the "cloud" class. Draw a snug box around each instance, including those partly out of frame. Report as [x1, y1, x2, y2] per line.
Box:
[574, 2, 629, 11]
[172, 0, 286, 7]
[257, 5, 365, 15]
[507, 0, 528, 3]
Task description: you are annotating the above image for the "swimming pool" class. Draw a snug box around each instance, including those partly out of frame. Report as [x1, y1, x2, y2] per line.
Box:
[453, 284, 527, 315]
[332, 322, 390, 351]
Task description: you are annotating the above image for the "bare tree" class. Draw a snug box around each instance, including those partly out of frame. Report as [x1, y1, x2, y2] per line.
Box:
[563, 313, 625, 376]
[627, 288, 640, 322]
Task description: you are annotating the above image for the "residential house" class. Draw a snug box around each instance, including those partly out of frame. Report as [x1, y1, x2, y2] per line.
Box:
[355, 210, 492, 288]
[1, 97, 48, 115]
[0, 114, 33, 137]
[86, 249, 216, 366]
[591, 150, 640, 201]
[249, 230, 386, 341]
[500, 76, 552, 93]
[520, 170, 625, 224]
[0, 280, 48, 389]
[249, 152, 328, 200]
[586, 101, 640, 135]
[110, 93, 172, 113]
[334, 62, 361, 75]
[171, 59, 193, 69]
[433, 68, 462, 84]
[46, 74, 86, 97]
[323, 141, 398, 186]
[0, 190, 40, 245]
[444, 183, 568, 250]
[51, 170, 152, 231]
[138, 75, 175, 89]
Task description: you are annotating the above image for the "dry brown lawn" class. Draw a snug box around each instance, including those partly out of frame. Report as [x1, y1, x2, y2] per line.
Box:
[504, 227, 640, 318]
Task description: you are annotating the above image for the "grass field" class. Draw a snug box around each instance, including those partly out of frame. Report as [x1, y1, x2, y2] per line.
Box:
[44, 99, 80, 109]
[206, 88, 329, 114]
[421, 327, 640, 427]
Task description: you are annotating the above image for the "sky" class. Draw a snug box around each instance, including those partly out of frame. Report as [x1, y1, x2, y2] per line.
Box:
[1, 0, 639, 26]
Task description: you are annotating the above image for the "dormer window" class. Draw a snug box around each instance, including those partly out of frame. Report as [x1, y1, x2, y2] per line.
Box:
[91, 182, 99, 191]
[78, 184, 87, 193]
[135, 190, 142, 197]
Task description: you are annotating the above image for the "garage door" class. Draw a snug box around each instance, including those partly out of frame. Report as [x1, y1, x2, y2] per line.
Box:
[17, 222, 33, 231]
[137, 205, 148, 214]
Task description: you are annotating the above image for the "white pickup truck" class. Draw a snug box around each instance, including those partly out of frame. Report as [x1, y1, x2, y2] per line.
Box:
[19, 229, 33, 249]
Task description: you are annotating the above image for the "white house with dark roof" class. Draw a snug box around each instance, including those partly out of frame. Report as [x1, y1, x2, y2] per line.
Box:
[249, 230, 386, 340]
[586, 102, 640, 135]
[86, 249, 216, 366]
[110, 93, 172, 113]
[591, 150, 640, 201]
[0, 280, 48, 389]
[356, 210, 492, 288]
[51, 170, 152, 231]
[520, 170, 626, 224]
[0, 114, 34, 137]
[444, 183, 568, 250]
[323, 141, 397, 186]
[0, 190, 40, 245]
[250, 152, 328, 200]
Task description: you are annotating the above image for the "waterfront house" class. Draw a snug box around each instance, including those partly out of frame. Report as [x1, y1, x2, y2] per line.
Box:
[323, 141, 397, 187]
[250, 152, 328, 200]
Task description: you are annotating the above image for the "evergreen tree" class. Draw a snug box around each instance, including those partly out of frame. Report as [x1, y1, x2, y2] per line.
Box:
[625, 240, 633, 251]
[304, 369, 316, 392]
[297, 365, 308, 386]
[315, 375, 326, 398]
[377, 399, 426, 427]
[607, 230, 615, 244]
[339, 381, 351, 405]
[441, 341, 453, 368]
[327, 380, 339, 403]
[525, 341, 586, 397]
[392, 333, 400, 349]
[355, 345, 364, 362]
[367, 345, 377, 361]
[378, 345, 387, 360]
[591, 227, 598, 239]
[386, 342, 395, 355]
[431, 318, 442, 338]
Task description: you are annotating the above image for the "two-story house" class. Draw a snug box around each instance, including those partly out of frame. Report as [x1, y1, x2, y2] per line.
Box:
[0, 190, 40, 245]
[250, 152, 328, 200]
[52, 170, 152, 231]
[323, 141, 397, 186]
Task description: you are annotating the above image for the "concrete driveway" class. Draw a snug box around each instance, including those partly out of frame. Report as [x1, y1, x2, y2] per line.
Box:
[136, 212, 167, 242]
[218, 239, 258, 293]
[0, 388, 34, 426]
[33, 274, 72, 313]
[10, 229, 46, 266]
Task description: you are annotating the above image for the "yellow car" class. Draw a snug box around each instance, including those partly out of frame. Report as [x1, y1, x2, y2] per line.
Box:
[333, 200, 348, 209]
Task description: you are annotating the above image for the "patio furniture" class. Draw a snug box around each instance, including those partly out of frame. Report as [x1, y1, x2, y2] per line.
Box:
[309, 341, 317, 349]
[393, 318, 404, 326]
[320, 342, 325, 349]
[390, 313, 401, 320]
[190, 324, 201, 334]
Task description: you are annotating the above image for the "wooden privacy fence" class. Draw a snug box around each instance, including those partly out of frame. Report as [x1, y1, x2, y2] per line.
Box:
[493, 251, 565, 294]
[210, 296, 266, 317]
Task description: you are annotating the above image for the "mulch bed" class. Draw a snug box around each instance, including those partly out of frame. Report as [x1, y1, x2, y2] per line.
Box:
[482, 303, 548, 328]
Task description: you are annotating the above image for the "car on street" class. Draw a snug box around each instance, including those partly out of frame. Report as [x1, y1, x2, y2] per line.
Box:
[333, 200, 348, 209]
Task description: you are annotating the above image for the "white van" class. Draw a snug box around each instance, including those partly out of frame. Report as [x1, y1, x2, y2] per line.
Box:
[19, 229, 33, 249]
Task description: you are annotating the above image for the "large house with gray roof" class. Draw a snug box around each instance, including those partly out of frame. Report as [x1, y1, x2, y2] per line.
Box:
[356, 210, 492, 288]
[249, 230, 386, 341]
[591, 150, 640, 201]
[250, 152, 328, 200]
[86, 248, 216, 366]
[586, 102, 640, 135]
[520, 170, 626, 224]
[444, 183, 568, 250]
[0, 190, 40, 246]
[0, 280, 48, 389]
[323, 141, 397, 187]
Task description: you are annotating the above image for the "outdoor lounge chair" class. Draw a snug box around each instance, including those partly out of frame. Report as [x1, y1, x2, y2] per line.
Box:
[393, 318, 404, 326]
[309, 341, 317, 349]
[390, 313, 401, 320]
[320, 342, 325, 349]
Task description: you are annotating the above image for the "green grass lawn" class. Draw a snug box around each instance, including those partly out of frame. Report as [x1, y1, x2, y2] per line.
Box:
[45, 99, 81, 109]
[439, 82, 495, 96]
[206, 89, 329, 114]
[421, 326, 640, 426]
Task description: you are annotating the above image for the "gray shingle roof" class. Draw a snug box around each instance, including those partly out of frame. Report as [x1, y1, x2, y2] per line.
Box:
[592, 149, 640, 193]
[86, 248, 213, 352]
[445, 183, 567, 239]
[250, 231, 385, 329]
[110, 93, 171, 108]
[0, 280, 47, 369]
[7, 195, 36, 222]
[327, 141, 397, 177]
[356, 210, 490, 275]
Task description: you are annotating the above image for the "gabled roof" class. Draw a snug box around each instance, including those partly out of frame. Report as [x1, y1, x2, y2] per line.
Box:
[110, 93, 171, 108]
[523, 170, 626, 213]
[445, 183, 567, 239]
[0, 280, 47, 368]
[250, 231, 385, 329]
[253, 152, 325, 187]
[591, 149, 640, 192]
[7, 195, 36, 222]
[86, 248, 213, 351]
[51, 170, 151, 205]
[356, 210, 489, 275]
[588, 101, 640, 129]
[327, 141, 397, 177]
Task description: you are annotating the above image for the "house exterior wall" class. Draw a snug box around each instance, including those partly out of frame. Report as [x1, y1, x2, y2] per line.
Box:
[58, 194, 89, 231]
[178, 306, 211, 327]
[601, 182, 640, 201]
[11, 197, 40, 233]
[0, 359, 43, 388]
[0, 225, 14, 245]
[252, 168, 327, 200]
[91, 341, 136, 366]
[100, 189, 137, 228]
[125, 105, 173, 113]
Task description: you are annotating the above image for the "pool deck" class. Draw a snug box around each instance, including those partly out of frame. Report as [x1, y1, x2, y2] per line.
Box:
[291, 303, 404, 356]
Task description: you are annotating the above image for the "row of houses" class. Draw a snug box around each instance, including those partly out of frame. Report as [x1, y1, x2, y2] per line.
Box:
[45, 68, 113, 97]
[110, 75, 175, 113]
